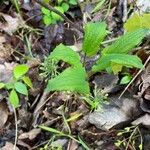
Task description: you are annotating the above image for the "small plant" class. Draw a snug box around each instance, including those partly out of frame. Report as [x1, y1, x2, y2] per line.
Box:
[115, 126, 143, 150]
[40, 57, 58, 79]
[41, 0, 77, 25]
[82, 86, 108, 110]
[0, 64, 32, 108]
[42, 21, 148, 96]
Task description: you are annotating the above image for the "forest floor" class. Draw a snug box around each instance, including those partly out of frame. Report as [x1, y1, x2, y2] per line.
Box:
[0, 0, 150, 150]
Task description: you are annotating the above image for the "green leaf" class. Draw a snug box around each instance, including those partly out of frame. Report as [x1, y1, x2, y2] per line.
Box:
[124, 13, 150, 32]
[51, 6, 64, 21]
[49, 44, 81, 67]
[102, 29, 148, 55]
[83, 22, 107, 56]
[22, 76, 33, 88]
[5, 83, 14, 90]
[46, 67, 90, 94]
[43, 15, 52, 25]
[13, 64, 29, 79]
[61, 2, 69, 12]
[120, 75, 132, 84]
[92, 54, 144, 73]
[69, 0, 77, 5]
[39, 125, 66, 136]
[9, 89, 19, 108]
[41, 7, 50, 15]
[0, 83, 5, 89]
[14, 82, 28, 96]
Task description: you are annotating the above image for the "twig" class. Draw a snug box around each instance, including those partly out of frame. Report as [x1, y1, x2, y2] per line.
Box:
[34, 0, 83, 33]
[119, 55, 150, 99]
[13, 107, 18, 150]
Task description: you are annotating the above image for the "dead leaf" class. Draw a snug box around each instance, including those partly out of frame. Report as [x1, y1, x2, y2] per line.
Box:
[18, 128, 41, 140]
[0, 102, 8, 128]
[1, 142, 19, 150]
[0, 13, 22, 35]
[0, 35, 14, 62]
[0, 62, 16, 83]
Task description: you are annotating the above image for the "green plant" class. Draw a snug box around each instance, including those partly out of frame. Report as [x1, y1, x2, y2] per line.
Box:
[82, 86, 108, 110]
[0, 64, 32, 108]
[124, 13, 150, 32]
[39, 125, 90, 150]
[42, 21, 148, 97]
[41, 0, 77, 25]
[115, 126, 143, 150]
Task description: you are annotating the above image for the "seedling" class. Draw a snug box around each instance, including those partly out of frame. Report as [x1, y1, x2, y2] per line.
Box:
[41, 0, 77, 25]
[0, 64, 32, 108]
[115, 126, 143, 150]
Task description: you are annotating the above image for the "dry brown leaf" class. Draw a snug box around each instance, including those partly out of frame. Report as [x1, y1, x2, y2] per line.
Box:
[0, 62, 16, 83]
[0, 35, 14, 62]
[0, 102, 8, 128]
[0, 13, 23, 35]
[1, 142, 19, 150]
[18, 128, 41, 140]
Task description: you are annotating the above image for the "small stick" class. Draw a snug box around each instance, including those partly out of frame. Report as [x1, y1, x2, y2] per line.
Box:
[34, 0, 83, 33]
[13, 107, 18, 150]
[118, 55, 150, 99]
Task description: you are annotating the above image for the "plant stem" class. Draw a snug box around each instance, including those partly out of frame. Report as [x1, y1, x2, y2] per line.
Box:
[34, 0, 83, 33]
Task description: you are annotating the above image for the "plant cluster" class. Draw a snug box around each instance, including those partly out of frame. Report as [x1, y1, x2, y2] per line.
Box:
[41, 0, 77, 25]
[42, 21, 147, 97]
[0, 65, 32, 108]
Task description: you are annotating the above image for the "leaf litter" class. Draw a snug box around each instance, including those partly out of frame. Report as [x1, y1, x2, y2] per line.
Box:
[0, 0, 150, 150]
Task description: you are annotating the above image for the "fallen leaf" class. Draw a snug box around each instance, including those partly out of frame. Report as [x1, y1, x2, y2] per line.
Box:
[1, 142, 19, 150]
[0, 102, 8, 128]
[0, 13, 23, 35]
[18, 128, 41, 140]
[0, 35, 14, 62]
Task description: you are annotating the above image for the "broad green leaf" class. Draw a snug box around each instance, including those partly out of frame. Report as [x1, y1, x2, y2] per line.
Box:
[39, 125, 66, 136]
[51, 6, 64, 21]
[9, 89, 19, 108]
[13, 64, 29, 79]
[92, 54, 143, 73]
[22, 76, 33, 88]
[49, 44, 82, 67]
[14, 82, 28, 96]
[102, 29, 148, 55]
[124, 13, 150, 31]
[83, 22, 107, 56]
[46, 67, 90, 94]
[61, 2, 69, 12]
[0, 83, 5, 89]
